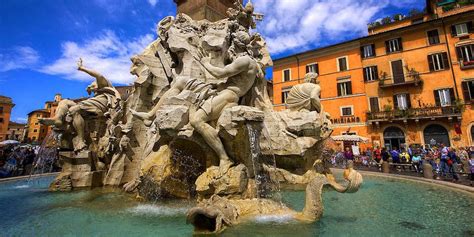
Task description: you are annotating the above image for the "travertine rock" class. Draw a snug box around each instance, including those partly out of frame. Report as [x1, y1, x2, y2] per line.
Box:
[195, 164, 249, 199]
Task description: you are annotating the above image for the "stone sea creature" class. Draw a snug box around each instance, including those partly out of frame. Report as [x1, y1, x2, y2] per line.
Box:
[186, 168, 363, 234]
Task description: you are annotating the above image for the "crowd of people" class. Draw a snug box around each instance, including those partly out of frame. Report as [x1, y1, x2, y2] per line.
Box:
[332, 144, 474, 186]
[0, 145, 38, 178]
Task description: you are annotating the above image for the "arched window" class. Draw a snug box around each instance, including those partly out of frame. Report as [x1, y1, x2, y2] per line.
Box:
[424, 124, 450, 147]
[383, 126, 405, 150]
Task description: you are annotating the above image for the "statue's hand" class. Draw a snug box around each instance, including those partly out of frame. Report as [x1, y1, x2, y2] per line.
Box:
[200, 56, 211, 65]
[77, 58, 83, 70]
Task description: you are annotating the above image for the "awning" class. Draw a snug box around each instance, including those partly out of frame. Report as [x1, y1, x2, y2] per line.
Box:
[331, 135, 369, 143]
[0, 140, 20, 145]
[437, 0, 456, 6]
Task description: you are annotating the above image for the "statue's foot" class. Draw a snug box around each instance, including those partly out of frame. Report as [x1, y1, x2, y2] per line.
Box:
[130, 109, 154, 126]
[218, 159, 234, 176]
[39, 118, 62, 127]
[123, 179, 140, 193]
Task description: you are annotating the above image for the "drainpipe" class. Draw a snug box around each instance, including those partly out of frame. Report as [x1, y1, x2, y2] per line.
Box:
[441, 18, 460, 98]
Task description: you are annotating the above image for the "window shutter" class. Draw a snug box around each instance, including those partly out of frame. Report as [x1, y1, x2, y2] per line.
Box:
[449, 88, 456, 105]
[462, 82, 471, 101]
[428, 55, 434, 71]
[451, 25, 457, 37]
[393, 95, 398, 109]
[456, 47, 462, 60]
[315, 64, 319, 74]
[370, 98, 380, 112]
[442, 52, 450, 69]
[406, 94, 412, 109]
[467, 21, 474, 33]
[434, 90, 441, 106]
[305, 66, 309, 74]
[363, 68, 368, 81]
[374, 66, 379, 80]
[347, 81, 352, 95]
[385, 40, 390, 53]
[398, 38, 403, 51]
[360, 47, 365, 58]
[371, 44, 376, 56]
[337, 83, 341, 97]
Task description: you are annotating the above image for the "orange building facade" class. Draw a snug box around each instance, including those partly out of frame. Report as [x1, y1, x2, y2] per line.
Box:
[273, 1, 474, 150]
[25, 109, 50, 144]
[0, 95, 15, 142]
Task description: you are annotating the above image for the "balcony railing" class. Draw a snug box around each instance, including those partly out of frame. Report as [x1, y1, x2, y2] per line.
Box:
[378, 69, 422, 89]
[460, 60, 474, 70]
[367, 105, 462, 122]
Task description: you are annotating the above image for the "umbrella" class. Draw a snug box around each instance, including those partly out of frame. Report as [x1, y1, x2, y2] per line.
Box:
[330, 135, 369, 143]
[0, 140, 20, 145]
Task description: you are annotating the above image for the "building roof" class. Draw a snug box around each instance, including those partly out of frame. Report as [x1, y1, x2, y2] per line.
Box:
[27, 109, 50, 116]
[8, 121, 26, 127]
[273, 9, 474, 65]
[0, 95, 13, 104]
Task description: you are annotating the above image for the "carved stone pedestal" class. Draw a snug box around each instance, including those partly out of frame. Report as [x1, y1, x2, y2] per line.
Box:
[49, 150, 105, 191]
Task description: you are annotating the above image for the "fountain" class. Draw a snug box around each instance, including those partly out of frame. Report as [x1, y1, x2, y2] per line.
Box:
[31, 1, 365, 233]
[1, 1, 459, 236]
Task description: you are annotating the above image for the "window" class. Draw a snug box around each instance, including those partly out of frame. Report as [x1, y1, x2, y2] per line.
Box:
[428, 52, 449, 71]
[427, 29, 440, 45]
[451, 22, 473, 37]
[306, 63, 319, 74]
[337, 81, 352, 97]
[363, 66, 378, 81]
[385, 38, 402, 53]
[361, 44, 375, 58]
[393, 94, 411, 110]
[283, 69, 291, 82]
[456, 44, 474, 65]
[35, 122, 39, 125]
[391, 60, 405, 84]
[434, 88, 455, 107]
[36, 114, 40, 117]
[337, 57, 348, 71]
[340, 106, 353, 116]
[33, 129, 37, 132]
[369, 97, 380, 112]
[462, 80, 474, 102]
[281, 90, 290, 104]
[0, 106, 3, 113]
[32, 136, 36, 141]
[0, 118, 3, 123]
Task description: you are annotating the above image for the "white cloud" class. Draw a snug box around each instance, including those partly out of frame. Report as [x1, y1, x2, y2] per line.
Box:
[0, 46, 40, 72]
[148, 0, 158, 7]
[40, 30, 154, 84]
[253, 0, 394, 54]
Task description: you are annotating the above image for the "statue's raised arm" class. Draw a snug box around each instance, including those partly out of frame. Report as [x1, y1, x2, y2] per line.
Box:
[77, 58, 112, 89]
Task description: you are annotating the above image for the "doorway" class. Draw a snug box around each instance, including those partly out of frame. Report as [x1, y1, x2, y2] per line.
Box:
[383, 126, 405, 150]
[424, 124, 450, 147]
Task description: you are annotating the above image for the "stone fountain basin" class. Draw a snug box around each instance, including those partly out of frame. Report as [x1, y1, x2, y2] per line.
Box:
[0, 173, 472, 236]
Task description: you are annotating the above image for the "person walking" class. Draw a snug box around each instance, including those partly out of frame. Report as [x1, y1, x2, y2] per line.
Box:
[344, 147, 354, 167]
[439, 144, 449, 178]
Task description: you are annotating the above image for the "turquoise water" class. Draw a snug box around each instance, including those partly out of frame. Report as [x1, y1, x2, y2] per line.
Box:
[0, 175, 473, 237]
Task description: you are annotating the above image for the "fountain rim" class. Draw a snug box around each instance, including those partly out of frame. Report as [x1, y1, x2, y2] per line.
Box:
[0, 172, 60, 184]
[331, 168, 474, 195]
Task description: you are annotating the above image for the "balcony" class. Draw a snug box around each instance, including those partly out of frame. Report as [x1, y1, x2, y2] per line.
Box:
[460, 60, 474, 70]
[378, 68, 423, 89]
[367, 105, 462, 123]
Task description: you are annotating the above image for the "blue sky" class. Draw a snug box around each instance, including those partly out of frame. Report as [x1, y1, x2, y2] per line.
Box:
[0, 0, 425, 123]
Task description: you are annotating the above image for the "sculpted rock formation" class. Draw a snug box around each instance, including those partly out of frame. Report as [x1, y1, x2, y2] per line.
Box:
[40, 0, 362, 233]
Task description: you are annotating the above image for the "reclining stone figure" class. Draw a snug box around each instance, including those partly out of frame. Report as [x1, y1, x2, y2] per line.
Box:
[40, 58, 120, 151]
